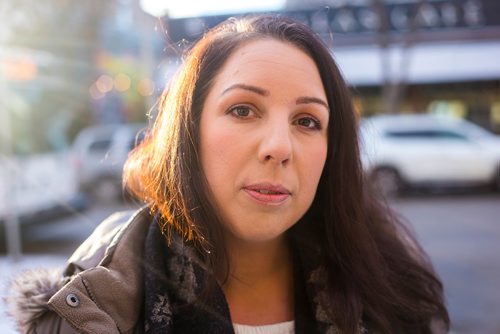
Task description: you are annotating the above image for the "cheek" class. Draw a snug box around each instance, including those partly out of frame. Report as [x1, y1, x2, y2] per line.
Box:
[303, 143, 328, 190]
[200, 124, 243, 183]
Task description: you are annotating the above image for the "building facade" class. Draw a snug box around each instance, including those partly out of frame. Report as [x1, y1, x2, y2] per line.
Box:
[161, 0, 500, 132]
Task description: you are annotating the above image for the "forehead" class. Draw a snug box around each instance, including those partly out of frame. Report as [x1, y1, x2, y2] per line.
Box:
[228, 38, 309, 61]
[210, 38, 324, 93]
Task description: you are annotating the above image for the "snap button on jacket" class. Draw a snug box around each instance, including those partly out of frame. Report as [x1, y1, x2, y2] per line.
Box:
[7, 208, 151, 334]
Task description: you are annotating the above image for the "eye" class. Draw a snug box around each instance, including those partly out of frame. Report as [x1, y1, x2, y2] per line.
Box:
[228, 105, 253, 118]
[295, 116, 322, 130]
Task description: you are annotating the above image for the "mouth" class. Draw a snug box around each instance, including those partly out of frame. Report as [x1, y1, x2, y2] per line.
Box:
[243, 183, 291, 204]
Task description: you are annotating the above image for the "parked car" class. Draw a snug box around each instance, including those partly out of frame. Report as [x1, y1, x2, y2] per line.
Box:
[72, 123, 146, 201]
[0, 151, 86, 223]
[360, 114, 500, 196]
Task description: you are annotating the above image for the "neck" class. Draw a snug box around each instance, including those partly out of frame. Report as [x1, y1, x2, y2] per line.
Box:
[220, 235, 295, 325]
[228, 235, 291, 280]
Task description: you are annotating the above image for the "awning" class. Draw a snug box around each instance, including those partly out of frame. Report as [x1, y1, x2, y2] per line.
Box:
[334, 40, 500, 86]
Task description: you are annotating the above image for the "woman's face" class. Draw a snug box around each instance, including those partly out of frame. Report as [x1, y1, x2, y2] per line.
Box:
[199, 39, 329, 244]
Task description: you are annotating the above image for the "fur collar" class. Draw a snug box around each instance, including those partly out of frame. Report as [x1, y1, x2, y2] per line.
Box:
[5, 268, 68, 333]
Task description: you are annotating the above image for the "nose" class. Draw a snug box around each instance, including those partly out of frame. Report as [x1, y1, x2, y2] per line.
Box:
[257, 120, 292, 166]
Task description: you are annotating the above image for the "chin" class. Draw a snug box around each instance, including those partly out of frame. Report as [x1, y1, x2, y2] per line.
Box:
[228, 227, 291, 244]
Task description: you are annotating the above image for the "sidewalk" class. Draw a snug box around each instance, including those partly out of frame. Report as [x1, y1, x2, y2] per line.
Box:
[0, 255, 67, 333]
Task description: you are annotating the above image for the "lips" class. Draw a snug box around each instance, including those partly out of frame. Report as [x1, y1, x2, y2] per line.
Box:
[243, 183, 291, 204]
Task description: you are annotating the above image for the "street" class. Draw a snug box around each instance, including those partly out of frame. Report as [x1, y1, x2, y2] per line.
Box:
[391, 192, 500, 334]
[1, 193, 500, 333]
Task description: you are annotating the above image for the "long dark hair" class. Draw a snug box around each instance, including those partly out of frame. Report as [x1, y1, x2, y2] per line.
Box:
[124, 15, 449, 333]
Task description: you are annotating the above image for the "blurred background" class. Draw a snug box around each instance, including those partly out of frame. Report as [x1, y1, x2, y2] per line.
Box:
[1, 0, 500, 333]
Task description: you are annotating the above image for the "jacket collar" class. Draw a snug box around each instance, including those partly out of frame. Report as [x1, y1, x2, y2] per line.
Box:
[48, 207, 151, 333]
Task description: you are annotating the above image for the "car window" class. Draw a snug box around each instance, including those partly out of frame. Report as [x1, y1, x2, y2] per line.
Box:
[384, 130, 468, 141]
[435, 130, 468, 140]
[89, 139, 112, 152]
[385, 130, 435, 139]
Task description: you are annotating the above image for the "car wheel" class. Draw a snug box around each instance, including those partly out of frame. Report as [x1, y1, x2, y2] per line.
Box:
[371, 167, 403, 198]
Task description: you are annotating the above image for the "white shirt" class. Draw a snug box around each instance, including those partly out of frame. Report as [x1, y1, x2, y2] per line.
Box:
[233, 321, 295, 334]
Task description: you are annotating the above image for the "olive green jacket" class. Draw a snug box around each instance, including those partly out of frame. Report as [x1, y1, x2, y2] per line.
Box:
[6, 206, 447, 334]
[7, 208, 150, 334]
[7, 207, 341, 334]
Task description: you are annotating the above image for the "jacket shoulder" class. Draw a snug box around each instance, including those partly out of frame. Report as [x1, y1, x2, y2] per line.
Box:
[6, 207, 151, 334]
[65, 207, 149, 275]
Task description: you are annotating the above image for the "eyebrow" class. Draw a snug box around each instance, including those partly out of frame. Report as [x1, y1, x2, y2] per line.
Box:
[221, 83, 329, 111]
[221, 84, 269, 96]
[296, 96, 329, 111]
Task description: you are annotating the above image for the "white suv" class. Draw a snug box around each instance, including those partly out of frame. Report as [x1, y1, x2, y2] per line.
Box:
[72, 123, 146, 201]
[360, 114, 500, 196]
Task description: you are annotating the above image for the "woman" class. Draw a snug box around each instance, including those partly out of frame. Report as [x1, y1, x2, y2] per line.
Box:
[8, 15, 449, 333]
